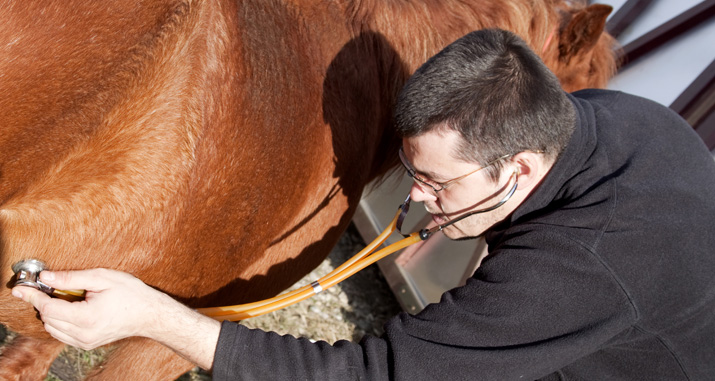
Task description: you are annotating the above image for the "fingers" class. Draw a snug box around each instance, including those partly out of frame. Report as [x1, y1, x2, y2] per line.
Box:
[12, 285, 84, 324]
[42, 315, 108, 350]
[43, 322, 87, 349]
[39, 268, 130, 292]
[12, 286, 52, 312]
[12, 283, 117, 350]
[11, 286, 92, 347]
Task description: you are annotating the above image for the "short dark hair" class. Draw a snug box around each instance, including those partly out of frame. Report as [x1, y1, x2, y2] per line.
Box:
[394, 29, 575, 181]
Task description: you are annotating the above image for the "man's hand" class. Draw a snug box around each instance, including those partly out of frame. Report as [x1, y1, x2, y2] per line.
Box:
[13, 269, 154, 349]
[12, 268, 221, 370]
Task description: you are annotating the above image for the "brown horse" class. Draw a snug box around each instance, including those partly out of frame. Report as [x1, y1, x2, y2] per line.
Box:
[0, 0, 616, 379]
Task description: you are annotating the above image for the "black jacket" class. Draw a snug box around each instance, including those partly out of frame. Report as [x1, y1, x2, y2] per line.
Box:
[213, 89, 715, 380]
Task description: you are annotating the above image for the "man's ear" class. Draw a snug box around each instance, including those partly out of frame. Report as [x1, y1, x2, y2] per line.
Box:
[509, 151, 548, 190]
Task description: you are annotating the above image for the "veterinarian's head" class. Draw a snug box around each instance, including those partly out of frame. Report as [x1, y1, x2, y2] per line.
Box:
[394, 29, 575, 239]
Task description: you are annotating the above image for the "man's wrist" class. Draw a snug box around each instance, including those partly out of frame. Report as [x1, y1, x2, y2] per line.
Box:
[145, 292, 221, 370]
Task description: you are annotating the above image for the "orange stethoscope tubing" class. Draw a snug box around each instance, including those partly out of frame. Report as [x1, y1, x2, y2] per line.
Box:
[197, 199, 423, 321]
[198, 170, 517, 321]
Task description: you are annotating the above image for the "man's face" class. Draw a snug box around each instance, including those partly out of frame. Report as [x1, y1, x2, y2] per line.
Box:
[402, 128, 515, 240]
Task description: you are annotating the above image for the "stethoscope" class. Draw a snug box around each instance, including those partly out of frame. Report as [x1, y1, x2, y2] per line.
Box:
[405, 170, 519, 240]
[12, 171, 518, 321]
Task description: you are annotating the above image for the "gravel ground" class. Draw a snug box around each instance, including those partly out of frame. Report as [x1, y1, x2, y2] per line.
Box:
[239, 223, 402, 342]
[1, 223, 403, 380]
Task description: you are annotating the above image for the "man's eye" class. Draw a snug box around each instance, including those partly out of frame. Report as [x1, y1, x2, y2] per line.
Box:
[422, 178, 440, 187]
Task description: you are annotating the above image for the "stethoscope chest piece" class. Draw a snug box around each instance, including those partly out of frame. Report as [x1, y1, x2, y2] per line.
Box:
[12, 259, 54, 294]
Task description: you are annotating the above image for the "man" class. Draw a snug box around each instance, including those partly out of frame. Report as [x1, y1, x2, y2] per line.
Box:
[13, 29, 715, 380]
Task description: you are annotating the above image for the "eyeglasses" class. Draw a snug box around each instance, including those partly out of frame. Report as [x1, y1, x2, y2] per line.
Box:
[398, 146, 513, 194]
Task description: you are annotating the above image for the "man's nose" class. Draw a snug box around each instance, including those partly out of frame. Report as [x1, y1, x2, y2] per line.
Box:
[409, 181, 438, 203]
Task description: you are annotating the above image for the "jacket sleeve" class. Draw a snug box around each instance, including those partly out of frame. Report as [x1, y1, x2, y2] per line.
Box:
[212, 319, 393, 380]
[212, 230, 636, 380]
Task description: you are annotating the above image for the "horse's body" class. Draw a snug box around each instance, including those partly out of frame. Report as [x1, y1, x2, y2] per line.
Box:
[0, 0, 616, 379]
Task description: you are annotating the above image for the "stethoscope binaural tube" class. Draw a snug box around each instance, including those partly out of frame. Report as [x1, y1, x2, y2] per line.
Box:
[407, 170, 519, 240]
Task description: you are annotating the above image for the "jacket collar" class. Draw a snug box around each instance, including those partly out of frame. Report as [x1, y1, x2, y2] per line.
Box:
[485, 93, 598, 245]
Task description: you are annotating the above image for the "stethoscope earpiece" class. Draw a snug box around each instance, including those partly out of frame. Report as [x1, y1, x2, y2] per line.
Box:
[405, 169, 519, 240]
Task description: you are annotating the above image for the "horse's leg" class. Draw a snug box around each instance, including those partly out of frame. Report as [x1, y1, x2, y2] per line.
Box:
[87, 337, 193, 381]
[0, 335, 65, 381]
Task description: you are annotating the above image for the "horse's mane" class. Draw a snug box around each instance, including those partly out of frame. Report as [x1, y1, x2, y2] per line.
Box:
[343, 0, 617, 89]
[345, 0, 558, 72]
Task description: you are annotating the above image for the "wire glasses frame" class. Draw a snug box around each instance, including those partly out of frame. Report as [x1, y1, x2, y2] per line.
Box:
[398, 146, 513, 194]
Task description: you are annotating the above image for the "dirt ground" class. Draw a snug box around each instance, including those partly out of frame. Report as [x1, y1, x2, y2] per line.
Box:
[0, 223, 403, 380]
